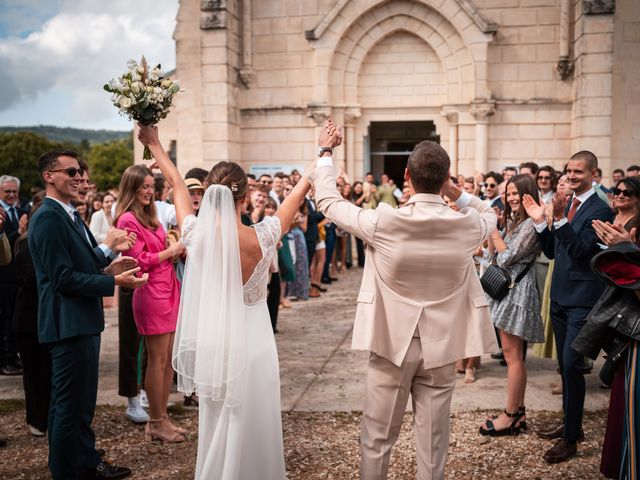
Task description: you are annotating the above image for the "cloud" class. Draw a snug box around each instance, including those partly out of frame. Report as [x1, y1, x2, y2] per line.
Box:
[0, 0, 178, 129]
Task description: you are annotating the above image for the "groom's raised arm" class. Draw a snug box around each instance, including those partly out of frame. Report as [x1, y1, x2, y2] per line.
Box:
[308, 159, 378, 246]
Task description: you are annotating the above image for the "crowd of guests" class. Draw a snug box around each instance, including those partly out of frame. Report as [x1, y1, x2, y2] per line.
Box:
[1, 153, 640, 478]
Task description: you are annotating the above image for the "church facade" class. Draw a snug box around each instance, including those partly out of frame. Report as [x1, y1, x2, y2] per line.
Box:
[139, 0, 639, 183]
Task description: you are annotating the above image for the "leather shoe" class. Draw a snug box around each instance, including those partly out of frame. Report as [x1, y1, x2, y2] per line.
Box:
[490, 351, 504, 360]
[77, 461, 131, 479]
[537, 424, 584, 441]
[543, 439, 577, 464]
[320, 277, 333, 284]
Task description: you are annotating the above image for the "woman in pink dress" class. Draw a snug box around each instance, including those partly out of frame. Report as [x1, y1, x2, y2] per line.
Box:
[115, 165, 186, 443]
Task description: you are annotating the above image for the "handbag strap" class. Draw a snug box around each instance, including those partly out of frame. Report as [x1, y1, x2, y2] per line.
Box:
[512, 259, 536, 285]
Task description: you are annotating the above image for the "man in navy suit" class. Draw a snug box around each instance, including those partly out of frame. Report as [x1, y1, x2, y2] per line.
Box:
[0, 175, 27, 375]
[29, 149, 147, 480]
[523, 150, 614, 463]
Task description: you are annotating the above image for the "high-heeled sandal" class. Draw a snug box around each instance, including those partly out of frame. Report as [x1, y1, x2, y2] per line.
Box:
[464, 367, 476, 383]
[517, 406, 527, 431]
[162, 414, 187, 435]
[479, 410, 524, 437]
[144, 418, 185, 443]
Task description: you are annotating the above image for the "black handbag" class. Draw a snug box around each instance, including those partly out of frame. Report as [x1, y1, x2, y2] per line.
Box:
[480, 260, 535, 301]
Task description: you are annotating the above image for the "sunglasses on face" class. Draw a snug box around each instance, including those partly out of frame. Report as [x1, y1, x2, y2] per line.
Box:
[485, 183, 497, 188]
[612, 188, 636, 198]
[48, 167, 85, 178]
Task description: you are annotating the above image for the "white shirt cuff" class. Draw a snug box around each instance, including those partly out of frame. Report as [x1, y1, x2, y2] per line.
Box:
[317, 156, 333, 168]
[454, 190, 473, 209]
[534, 221, 548, 233]
[553, 217, 568, 229]
[98, 243, 114, 259]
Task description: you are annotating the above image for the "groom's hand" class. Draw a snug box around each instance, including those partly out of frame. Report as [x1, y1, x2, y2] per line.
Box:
[441, 175, 462, 201]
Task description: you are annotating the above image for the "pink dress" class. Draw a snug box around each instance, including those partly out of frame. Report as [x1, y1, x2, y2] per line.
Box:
[116, 212, 180, 335]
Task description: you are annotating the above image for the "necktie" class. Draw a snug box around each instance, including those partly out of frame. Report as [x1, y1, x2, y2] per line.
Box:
[73, 211, 90, 244]
[567, 198, 581, 222]
[8, 207, 17, 225]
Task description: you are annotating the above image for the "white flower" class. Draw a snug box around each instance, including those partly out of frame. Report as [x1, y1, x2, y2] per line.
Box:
[161, 78, 172, 88]
[120, 97, 132, 109]
[132, 72, 141, 82]
[131, 82, 141, 95]
[127, 60, 137, 70]
[146, 86, 154, 93]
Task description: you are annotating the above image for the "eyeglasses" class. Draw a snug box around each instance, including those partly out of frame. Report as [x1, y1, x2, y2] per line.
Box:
[612, 188, 636, 198]
[48, 167, 85, 178]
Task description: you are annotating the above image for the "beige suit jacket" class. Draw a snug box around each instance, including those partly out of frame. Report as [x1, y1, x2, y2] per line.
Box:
[309, 165, 499, 368]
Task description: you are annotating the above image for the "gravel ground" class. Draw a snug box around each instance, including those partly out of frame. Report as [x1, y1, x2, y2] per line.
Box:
[0, 400, 607, 479]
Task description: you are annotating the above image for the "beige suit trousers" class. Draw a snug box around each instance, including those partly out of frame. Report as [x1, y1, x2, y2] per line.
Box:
[360, 338, 456, 480]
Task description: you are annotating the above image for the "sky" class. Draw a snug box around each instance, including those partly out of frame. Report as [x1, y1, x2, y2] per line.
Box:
[0, 0, 179, 131]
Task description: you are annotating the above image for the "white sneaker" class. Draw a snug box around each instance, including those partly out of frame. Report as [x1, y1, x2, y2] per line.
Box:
[126, 396, 150, 424]
[139, 389, 149, 409]
[28, 425, 45, 437]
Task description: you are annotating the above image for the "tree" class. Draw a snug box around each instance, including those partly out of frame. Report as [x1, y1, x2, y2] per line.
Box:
[0, 132, 62, 199]
[86, 139, 133, 190]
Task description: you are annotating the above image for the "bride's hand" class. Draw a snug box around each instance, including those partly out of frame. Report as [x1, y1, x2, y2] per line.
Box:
[137, 123, 160, 148]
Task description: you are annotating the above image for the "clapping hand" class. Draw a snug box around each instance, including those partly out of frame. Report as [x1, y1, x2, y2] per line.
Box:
[104, 227, 137, 252]
[114, 267, 149, 289]
[103, 256, 138, 276]
[522, 194, 546, 223]
[551, 191, 568, 221]
[18, 214, 28, 235]
[592, 220, 636, 246]
[441, 174, 462, 201]
[0, 207, 6, 231]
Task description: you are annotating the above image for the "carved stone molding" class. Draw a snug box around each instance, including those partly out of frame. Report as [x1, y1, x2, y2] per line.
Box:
[469, 100, 496, 122]
[201, 0, 227, 29]
[440, 108, 459, 125]
[343, 107, 362, 125]
[583, 0, 615, 15]
[201, 0, 226, 11]
[306, 104, 333, 125]
[239, 66, 254, 87]
[556, 57, 574, 81]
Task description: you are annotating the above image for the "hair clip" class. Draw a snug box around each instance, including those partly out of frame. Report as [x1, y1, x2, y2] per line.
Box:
[230, 182, 238, 192]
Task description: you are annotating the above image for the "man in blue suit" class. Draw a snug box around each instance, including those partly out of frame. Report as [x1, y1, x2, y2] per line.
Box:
[523, 150, 614, 463]
[29, 149, 148, 480]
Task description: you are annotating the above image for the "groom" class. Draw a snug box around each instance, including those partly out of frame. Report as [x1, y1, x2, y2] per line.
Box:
[308, 121, 498, 479]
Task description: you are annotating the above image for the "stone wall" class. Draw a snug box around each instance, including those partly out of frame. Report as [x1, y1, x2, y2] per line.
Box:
[146, 0, 634, 181]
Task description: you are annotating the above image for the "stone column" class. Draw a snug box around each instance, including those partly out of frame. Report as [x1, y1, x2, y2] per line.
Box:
[440, 109, 459, 175]
[470, 101, 495, 173]
[344, 107, 362, 181]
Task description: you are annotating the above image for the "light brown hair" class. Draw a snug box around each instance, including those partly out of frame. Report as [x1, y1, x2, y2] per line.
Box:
[114, 165, 158, 229]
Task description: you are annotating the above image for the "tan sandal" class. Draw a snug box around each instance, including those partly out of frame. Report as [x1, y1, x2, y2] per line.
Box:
[464, 367, 476, 383]
[144, 418, 185, 443]
[162, 414, 187, 435]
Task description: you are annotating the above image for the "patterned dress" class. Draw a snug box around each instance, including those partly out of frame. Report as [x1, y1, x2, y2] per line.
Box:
[485, 218, 544, 343]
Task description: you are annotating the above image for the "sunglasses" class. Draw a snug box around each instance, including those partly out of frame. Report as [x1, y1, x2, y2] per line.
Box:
[485, 183, 497, 188]
[49, 167, 85, 177]
[612, 188, 636, 197]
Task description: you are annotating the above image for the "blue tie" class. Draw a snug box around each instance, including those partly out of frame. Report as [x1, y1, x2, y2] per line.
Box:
[73, 211, 89, 244]
[8, 207, 17, 225]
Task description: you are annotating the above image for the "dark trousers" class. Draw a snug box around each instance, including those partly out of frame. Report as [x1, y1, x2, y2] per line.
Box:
[306, 240, 316, 266]
[550, 301, 591, 442]
[118, 287, 143, 398]
[355, 237, 365, 267]
[267, 273, 281, 332]
[0, 283, 19, 366]
[48, 335, 101, 480]
[16, 332, 51, 432]
[322, 224, 337, 280]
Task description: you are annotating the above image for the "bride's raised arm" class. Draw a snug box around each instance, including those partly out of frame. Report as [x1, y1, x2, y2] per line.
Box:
[137, 123, 194, 229]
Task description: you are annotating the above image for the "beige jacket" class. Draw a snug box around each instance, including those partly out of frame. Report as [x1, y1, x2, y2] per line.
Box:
[309, 165, 499, 368]
[0, 233, 11, 266]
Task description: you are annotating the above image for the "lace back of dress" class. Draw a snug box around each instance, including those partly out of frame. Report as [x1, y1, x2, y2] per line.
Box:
[243, 216, 281, 306]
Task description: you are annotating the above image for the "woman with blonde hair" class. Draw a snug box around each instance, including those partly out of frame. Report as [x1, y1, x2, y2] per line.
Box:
[115, 164, 186, 443]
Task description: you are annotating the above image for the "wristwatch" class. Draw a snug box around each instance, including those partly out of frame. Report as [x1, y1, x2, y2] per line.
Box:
[317, 147, 333, 157]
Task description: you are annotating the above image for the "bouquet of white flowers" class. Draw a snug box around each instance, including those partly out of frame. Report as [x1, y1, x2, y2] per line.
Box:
[104, 56, 180, 159]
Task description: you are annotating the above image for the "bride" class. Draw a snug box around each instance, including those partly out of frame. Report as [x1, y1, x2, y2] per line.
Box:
[137, 124, 314, 479]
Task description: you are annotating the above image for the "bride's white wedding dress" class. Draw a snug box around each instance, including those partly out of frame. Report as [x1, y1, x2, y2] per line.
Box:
[174, 188, 286, 480]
